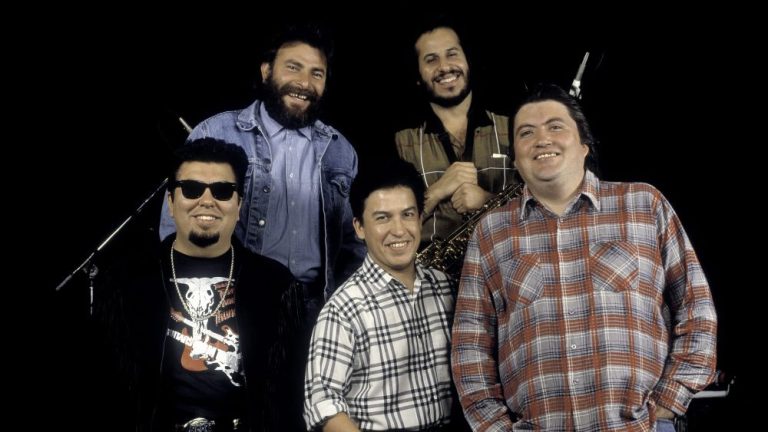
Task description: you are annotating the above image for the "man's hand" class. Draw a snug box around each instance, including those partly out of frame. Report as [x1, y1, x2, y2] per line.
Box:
[323, 413, 361, 432]
[424, 162, 478, 215]
[655, 406, 675, 420]
[451, 183, 493, 214]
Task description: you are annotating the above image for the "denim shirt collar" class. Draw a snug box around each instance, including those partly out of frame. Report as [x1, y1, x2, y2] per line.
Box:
[236, 100, 334, 141]
[258, 103, 313, 140]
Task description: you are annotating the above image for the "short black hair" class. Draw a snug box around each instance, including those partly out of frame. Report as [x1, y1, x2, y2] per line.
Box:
[409, 14, 474, 81]
[262, 23, 334, 73]
[512, 83, 599, 175]
[167, 138, 249, 198]
[350, 158, 425, 222]
[410, 14, 472, 62]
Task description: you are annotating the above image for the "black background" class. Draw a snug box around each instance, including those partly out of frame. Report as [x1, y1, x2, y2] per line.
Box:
[41, 4, 752, 429]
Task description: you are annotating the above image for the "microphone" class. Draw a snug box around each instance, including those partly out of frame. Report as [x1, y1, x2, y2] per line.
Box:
[178, 117, 193, 134]
[569, 52, 590, 99]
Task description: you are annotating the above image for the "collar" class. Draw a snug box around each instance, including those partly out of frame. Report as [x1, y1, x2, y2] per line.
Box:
[259, 103, 313, 140]
[421, 93, 492, 134]
[356, 255, 436, 291]
[235, 100, 334, 140]
[520, 170, 601, 220]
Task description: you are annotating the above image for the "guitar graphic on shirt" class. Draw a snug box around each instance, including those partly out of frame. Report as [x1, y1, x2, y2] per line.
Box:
[168, 310, 241, 386]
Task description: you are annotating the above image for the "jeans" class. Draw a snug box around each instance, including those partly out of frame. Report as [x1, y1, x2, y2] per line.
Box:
[656, 419, 676, 432]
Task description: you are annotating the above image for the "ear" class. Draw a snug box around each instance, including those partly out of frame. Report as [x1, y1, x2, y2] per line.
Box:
[167, 192, 175, 218]
[260, 62, 271, 83]
[352, 217, 365, 241]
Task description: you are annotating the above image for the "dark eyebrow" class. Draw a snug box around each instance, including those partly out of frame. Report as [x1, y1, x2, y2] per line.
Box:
[514, 117, 569, 135]
[285, 59, 302, 68]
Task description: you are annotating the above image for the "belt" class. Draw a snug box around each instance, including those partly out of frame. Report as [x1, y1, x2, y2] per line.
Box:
[173, 417, 243, 432]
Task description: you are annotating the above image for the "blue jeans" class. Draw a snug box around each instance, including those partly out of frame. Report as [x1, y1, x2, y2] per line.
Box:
[656, 419, 676, 432]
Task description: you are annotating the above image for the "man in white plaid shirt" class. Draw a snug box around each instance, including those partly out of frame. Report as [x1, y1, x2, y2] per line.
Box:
[304, 159, 460, 431]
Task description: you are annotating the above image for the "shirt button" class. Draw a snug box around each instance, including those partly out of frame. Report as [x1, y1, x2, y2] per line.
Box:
[289, 173, 294, 179]
[568, 309, 575, 315]
[291, 201, 295, 206]
[292, 230, 297, 235]
[258, 219, 266, 227]
[263, 186, 270, 193]
[570, 344, 577, 349]
[573, 379, 580, 384]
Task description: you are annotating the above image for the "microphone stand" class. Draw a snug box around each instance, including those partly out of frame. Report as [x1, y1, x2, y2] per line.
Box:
[55, 179, 169, 312]
[55, 117, 193, 316]
[569, 52, 590, 99]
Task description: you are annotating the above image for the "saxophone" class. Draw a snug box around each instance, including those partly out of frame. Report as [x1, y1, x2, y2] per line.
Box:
[416, 181, 524, 279]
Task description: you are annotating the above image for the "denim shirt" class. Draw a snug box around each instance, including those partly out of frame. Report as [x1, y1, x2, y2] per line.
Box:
[160, 100, 366, 299]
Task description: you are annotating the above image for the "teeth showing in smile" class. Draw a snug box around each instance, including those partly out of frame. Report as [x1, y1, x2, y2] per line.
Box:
[436, 73, 460, 84]
[195, 215, 217, 221]
[289, 92, 308, 100]
[534, 152, 558, 160]
[387, 241, 409, 249]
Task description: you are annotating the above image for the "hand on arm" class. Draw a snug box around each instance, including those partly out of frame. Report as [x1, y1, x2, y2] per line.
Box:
[423, 162, 478, 216]
[451, 183, 494, 214]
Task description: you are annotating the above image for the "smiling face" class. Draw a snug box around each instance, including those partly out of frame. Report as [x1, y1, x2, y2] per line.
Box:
[513, 100, 590, 190]
[260, 42, 327, 129]
[415, 27, 471, 107]
[353, 186, 421, 285]
[168, 161, 241, 257]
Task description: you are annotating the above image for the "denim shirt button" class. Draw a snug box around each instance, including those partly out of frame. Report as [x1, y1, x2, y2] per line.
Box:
[258, 219, 266, 227]
[263, 186, 270, 193]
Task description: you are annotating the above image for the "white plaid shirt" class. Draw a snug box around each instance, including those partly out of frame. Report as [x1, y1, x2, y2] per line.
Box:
[304, 255, 455, 431]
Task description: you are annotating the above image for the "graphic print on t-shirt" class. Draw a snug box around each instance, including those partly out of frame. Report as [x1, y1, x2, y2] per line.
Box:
[167, 276, 242, 386]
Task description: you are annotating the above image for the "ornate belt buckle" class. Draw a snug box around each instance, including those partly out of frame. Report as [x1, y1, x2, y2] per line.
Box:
[183, 417, 216, 432]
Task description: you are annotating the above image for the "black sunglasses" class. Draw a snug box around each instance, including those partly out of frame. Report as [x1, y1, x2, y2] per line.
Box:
[172, 180, 238, 201]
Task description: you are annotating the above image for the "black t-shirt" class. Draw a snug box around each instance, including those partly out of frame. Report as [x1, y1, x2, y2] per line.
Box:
[163, 247, 245, 421]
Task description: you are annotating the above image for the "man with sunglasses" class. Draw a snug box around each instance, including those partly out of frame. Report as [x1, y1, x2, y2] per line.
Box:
[159, 24, 366, 329]
[99, 138, 304, 431]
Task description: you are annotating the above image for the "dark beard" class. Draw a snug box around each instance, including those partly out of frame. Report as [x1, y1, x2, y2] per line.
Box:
[261, 73, 322, 129]
[423, 69, 471, 108]
[189, 231, 220, 248]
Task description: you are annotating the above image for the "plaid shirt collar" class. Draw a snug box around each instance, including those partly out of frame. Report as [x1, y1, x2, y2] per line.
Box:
[356, 254, 438, 291]
[520, 169, 601, 220]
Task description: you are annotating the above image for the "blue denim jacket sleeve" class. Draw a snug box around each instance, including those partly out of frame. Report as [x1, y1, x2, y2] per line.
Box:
[333, 186, 366, 292]
[320, 133, 366, 298]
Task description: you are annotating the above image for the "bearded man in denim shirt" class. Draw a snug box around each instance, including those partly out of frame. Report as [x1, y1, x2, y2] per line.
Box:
[160, 24, 365, 326]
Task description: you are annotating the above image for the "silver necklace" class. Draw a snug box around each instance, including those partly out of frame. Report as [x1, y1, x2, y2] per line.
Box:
[170, 240, 235, 322]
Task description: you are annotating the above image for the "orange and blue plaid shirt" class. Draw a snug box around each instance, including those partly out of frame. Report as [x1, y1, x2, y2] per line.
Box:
[452, 171, 717, 431]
